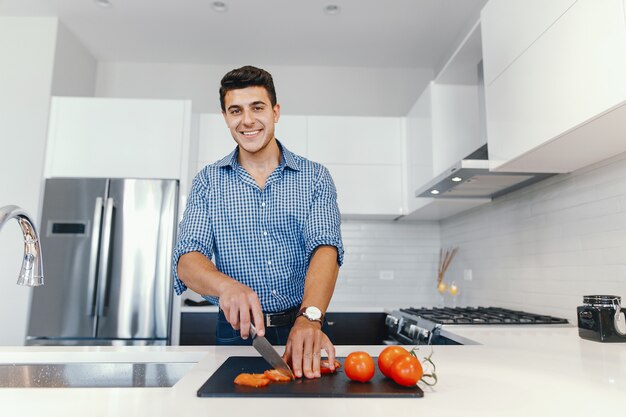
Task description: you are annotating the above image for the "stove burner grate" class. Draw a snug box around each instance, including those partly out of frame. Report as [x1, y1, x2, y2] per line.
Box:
[398, 307, 568, 325]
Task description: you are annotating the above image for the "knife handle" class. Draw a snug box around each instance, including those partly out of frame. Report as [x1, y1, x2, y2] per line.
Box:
[249, 323, 257, 338]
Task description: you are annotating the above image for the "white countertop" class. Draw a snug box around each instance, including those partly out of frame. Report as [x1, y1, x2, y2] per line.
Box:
[1, 326, 624, 417]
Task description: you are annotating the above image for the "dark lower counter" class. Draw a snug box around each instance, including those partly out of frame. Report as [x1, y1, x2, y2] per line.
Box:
[180, 312, 390, 345]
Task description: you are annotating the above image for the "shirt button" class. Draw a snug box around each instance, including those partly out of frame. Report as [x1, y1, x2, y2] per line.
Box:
[263, 231, 268, 236]
[267, 260, 272, 266]
[272, 290, 278, 295]
[261, 202, 266, 207]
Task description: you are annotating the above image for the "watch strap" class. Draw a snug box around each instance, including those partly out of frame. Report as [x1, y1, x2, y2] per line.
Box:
[297, 306, 323, 323]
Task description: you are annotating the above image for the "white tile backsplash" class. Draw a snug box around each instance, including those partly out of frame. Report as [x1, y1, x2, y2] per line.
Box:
[440, 152, 626, 323]
[330, 220, 441, 310]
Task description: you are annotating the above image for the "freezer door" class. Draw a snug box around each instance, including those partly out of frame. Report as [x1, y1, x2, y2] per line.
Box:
[28, 178, 108, 339]
[95, 179, 178, 340]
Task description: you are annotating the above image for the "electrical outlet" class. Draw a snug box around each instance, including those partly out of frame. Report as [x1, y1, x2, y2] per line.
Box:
[463, 269, 473, 281]
[379, 270, 394, 281]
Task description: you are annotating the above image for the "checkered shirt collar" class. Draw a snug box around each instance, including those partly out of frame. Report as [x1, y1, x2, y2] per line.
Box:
[215, 139, 301, 171]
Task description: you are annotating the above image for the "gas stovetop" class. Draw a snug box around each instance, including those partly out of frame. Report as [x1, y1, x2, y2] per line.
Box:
[398, 307, 569, 325]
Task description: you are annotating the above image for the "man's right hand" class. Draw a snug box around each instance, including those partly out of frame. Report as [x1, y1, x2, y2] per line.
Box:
[218, 280, 265, 339]
[177, 252, 265, 339]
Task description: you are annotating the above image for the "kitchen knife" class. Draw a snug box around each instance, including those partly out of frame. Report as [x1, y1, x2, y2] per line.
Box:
[249, 324, 295, 380]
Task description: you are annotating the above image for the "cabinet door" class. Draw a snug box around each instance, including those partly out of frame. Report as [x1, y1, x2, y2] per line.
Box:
[180, 313, 217, 345]
[486, 0, 626, 173]
[307, 116, 403, 165]
[328, 164, 403, 218]
[275, 115, 307, 157]
[197, 113, 235, 168]
[481, 0, 577, 86]
[405, 84, 434, 214]
[325, 313, 388, 345]
[45, 97, 191, 179]
[307, 116, 404, 217]
[431, 84, 482, 175]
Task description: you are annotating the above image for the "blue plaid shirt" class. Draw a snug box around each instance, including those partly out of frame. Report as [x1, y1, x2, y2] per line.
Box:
[172, 141, 344, 312]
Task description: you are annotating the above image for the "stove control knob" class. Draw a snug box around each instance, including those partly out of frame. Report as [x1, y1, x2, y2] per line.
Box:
[418, 328, 431, 340]
[385, 315, 399, 328]
[407, 324, 419, 339]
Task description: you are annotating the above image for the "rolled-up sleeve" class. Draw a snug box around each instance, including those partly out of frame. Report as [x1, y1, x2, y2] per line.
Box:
[172, 172, 215, 295]
[303, 165, 344, 266]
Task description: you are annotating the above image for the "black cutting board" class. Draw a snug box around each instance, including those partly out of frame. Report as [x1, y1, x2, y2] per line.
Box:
[197, 356, 424, 398]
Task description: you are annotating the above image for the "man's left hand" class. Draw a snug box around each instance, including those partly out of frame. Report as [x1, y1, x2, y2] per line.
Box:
[283, 317, 336, 379]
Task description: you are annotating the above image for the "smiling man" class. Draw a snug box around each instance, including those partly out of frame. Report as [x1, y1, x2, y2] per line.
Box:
[173, 66, 344, 379]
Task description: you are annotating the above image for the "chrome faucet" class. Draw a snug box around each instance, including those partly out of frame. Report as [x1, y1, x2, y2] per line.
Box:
[0, 205, 44, 286]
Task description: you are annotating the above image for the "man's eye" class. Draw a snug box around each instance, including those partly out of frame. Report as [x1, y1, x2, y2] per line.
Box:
[230, 109, 240, 115]
[254, 106, 264, 111]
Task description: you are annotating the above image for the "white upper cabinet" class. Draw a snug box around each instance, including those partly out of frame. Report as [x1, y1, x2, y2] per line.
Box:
[481, 0, 577, 86]
[404, 84, 434, 215]
[275, 115, 307, 157]
[307, 116, 405, 218]
[430, 20, 485, 178]
[402, 82, 490, 221]
[307, 116, 402, 165]
[482, 0, 626, 173]
[45, 97, 191, 181]
[430, 83, 482, 176]
[196, 113, 235, 168]
[193, 114, 404, 218]
[401, 21, 490, 221]
[326, 163, 404, 218]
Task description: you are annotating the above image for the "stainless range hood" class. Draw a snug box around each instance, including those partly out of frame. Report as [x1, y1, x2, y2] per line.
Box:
[415, 144, 554, 199]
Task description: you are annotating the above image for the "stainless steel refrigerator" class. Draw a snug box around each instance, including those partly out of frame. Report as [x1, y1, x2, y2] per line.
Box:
[26, 178, 179, 346]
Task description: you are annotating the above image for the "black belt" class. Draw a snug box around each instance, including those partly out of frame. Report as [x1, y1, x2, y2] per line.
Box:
[263, 308, 299, 328]
[218, 307, 299, 328]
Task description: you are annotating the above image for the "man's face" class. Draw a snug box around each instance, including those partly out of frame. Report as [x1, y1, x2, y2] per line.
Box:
[222, 86, 280, 157]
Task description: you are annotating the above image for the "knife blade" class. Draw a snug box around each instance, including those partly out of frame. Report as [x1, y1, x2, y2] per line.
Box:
[249, 324, 295, 380]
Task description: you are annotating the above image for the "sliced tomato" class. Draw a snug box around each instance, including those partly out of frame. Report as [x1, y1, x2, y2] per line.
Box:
[233, 373, 271, 387]
[263, 369, 292, 382]
[320, 359, 342, 374]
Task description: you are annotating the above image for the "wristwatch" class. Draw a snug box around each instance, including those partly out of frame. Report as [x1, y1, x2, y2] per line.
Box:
[297, 306, 323, 324]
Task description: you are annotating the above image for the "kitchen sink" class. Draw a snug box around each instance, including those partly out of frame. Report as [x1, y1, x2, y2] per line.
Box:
[0, 362, 195, 388]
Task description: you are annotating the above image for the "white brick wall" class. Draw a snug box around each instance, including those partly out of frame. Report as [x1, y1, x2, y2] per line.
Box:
[440, 152, 626, 323]
[330, 220, 440, 310]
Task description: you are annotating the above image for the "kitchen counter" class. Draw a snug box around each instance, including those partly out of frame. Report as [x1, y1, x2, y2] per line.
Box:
[1, 326, 624, 417]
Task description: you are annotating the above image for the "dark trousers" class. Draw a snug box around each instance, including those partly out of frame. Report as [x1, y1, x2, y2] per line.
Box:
[216, 310, 334, 346]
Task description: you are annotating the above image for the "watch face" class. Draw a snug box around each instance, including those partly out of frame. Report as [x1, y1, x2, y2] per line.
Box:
[305, 306, 322, 320]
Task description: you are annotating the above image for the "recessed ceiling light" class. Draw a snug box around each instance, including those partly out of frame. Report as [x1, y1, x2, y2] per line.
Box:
[430, 190, 440, 195]
[211, 1, 228, 12]
[324, 4, 341, 15]
[451, 176, 463, 182]
[94, 0, 112, 8]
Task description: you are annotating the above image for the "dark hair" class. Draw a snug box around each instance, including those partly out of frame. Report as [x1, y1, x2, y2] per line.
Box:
[219, 66, 277, 111]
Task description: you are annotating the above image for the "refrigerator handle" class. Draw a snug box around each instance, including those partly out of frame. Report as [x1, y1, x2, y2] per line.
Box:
[87, 197, 104, 317]
[96, 197, 115, 318]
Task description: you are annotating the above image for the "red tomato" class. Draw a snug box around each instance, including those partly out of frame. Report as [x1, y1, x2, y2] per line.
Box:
[377, 346, 410, 378]
[389, 355, 423, 387]
[320, 359, 342, 375]
[344, 352, 375, 383]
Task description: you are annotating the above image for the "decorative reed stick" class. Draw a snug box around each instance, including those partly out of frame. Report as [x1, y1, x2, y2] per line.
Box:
[437, 247, 457, 286]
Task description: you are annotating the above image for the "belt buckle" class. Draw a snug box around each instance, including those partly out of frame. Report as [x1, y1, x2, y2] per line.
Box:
[265, 312, 276, 328]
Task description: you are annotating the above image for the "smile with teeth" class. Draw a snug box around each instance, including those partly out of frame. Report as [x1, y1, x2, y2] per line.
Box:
[241, 130, 261, 137]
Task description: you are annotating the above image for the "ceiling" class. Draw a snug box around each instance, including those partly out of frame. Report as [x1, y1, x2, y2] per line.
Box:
[0, 0, 487, 71]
